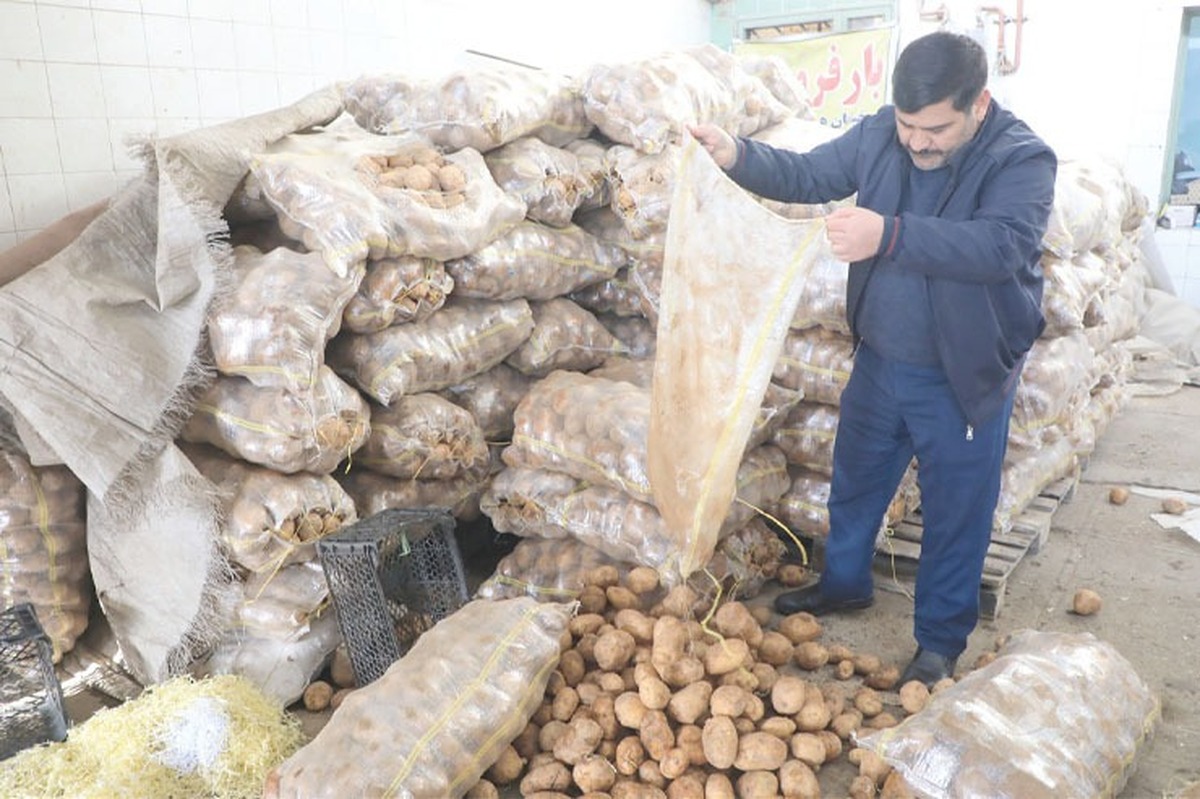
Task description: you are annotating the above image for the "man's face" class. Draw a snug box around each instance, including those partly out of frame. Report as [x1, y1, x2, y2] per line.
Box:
[895, 89, 990, 170]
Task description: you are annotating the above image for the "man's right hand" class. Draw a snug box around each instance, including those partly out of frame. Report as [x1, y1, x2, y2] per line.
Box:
[688, 124, 737, 170]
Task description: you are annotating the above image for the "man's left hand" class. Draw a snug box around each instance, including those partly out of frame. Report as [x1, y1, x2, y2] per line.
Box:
[824, 207, 886, 262]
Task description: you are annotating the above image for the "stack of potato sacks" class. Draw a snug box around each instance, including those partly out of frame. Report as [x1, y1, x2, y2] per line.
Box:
[0, 450, 90, 666]
[995, 159, 1149, 531]
[175, 47, 803, 702]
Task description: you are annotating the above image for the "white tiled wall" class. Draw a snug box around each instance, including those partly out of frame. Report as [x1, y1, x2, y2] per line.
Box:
[1156, 227, 1200, 308]
[0, 0, 389, 249]
[0, 0, 711, 250]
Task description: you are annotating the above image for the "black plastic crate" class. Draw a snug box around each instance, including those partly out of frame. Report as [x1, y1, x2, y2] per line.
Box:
[317, 507, 468, 686]
[0, 603, 68, 760]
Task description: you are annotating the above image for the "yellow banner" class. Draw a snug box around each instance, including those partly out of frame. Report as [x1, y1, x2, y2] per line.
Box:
[736, 27, 894, 130]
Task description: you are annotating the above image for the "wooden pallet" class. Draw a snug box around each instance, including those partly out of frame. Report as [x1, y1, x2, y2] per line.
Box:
[871, 469, 1080, 619]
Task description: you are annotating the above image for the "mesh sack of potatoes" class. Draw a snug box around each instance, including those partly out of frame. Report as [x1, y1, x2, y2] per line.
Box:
[246, 125, 418, 274]
[605, 144, 679, 241]
[342, 68, 592, 151]
[789, 251, 849, 334]
[181, 366, 370, 475]
[770, 401, 840, 475]
[437, 362, 534, 442]
[199, 564, 343, 706]
[748, 382, 805, 450]
[586, 355, 656, 386]
[1087, 157, 1150, 233]
[858, 630, 1159, 799]
[337, 466, 490, 522]
[580, 50, 739, 154]
[0, 451, 90, 662]
[1040, 252, 1109, 336]
[328, 296, 535, 405]
[355, 392, 491, 480]
[686, 43, 794, 137]
[1041, 161, 1111, 259]
[628, 258, 664, 325]
[570, 264, 653, 320]
[264, 597, 573, 799]
[1075, 381, 1129, 456]
[580, 357, 801, 451]
[341, 255, 454, 335]
[478, 516, 785, 604]
[505, 298, 629, 377]
[696, 516, 788, 600]
[1070, 160, 1136, 252]
[1010, 331, 1095, 440]
[503, 369, 653, 503]
[575, 206, 668, 270]
[565, 138, 612, 212]
[445, 220, 627, 302]
[484, 137, 590, 227]
[777, 464, 914, 541]
[184, 443, 357, 574]
[1091, 341, 1134, 394]
[994, 435, 1078, 534]
[250, 125, 527, 275]
[475, 536, 623, 602]
[1059, 392, 1097, 459]
[737, 52, 813, 117]
[595, 313, 657, 359]
[772, 327, 855, 406]
[208, 245, 364, 393]
[1007, 394, 1079, 455]
[483, 445, 790, 576]
[1085, 270, 1145, 351]
[570, 215, 665, 323]
[775, 466, 833, 539]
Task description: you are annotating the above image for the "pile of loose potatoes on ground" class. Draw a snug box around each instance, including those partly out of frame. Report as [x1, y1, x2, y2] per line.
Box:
[463, 564, 958, 799]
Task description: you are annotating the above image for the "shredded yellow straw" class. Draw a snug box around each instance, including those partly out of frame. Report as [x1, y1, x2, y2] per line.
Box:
[0, 674, 304, 799]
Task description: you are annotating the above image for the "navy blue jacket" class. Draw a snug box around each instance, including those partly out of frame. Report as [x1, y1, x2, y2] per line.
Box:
[728, 101, 1057, 426]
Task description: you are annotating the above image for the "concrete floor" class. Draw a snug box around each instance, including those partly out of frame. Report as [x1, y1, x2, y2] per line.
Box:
[1009, 386, 1200, 797]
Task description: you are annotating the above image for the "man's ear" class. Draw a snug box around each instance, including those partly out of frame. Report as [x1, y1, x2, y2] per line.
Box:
[973, 88, 992, 122]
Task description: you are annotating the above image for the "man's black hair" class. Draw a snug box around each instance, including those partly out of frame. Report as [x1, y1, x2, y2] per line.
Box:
[892, 31, 988, 113]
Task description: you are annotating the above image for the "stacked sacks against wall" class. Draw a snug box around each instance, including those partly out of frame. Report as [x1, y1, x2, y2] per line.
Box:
[995, 159, 1150, 531]
[186, 54, 798, 703]
[179, 238, 368, 704]
[0, 451, 90, 664]
[473, 48, 820, 602]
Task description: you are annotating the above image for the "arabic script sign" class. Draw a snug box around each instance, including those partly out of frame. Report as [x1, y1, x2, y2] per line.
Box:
[735, 27, 894, 129]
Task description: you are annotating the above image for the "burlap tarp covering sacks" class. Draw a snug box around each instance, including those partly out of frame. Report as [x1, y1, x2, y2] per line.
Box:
[648, 134, 827, 581]
[0, 87, 344, 683]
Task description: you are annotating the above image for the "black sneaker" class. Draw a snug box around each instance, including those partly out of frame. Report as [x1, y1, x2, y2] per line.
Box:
[773, 582, 874, 616]
[900, 647, 958, 687]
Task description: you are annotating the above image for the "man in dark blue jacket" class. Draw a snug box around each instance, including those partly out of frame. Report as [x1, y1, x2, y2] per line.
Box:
[691, 31, 1056, 686]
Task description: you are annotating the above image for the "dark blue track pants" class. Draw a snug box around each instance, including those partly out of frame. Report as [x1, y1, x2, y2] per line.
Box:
[819, 344, 1016, 659]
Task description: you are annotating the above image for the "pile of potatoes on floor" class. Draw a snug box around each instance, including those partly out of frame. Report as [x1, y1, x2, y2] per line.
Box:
[465, 564, 955, 799]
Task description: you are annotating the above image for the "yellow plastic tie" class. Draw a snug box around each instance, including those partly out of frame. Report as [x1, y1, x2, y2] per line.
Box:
[735, 496, 807, 566]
